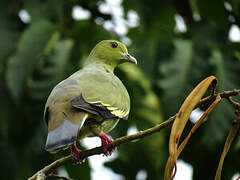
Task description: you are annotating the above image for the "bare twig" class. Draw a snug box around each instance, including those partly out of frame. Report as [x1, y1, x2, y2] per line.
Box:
[47, 173, 73, 180]
[198, 89, 240, 107]
[36, 172, 45, 180]
[29, 89, 240, 180]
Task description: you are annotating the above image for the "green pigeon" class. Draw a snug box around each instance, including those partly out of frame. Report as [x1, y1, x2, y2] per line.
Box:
[44, 40, 137, 162]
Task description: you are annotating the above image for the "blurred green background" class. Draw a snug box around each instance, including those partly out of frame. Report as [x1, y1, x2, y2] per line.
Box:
[1, 0, 240, 179]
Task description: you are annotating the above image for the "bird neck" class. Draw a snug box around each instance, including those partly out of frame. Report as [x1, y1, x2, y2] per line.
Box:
[83, 58, 117, 74]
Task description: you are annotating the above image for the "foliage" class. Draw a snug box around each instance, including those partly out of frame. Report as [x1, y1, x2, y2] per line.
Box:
[0, 0, 240, 179]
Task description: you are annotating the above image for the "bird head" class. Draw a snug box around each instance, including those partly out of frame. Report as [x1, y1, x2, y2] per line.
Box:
[86, 40, 137, 71]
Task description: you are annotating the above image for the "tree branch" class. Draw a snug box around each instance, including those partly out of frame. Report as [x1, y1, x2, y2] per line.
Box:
[47, 173, 73, 180]
[28, 115, 176, 180]
[28, 89, 240, 180]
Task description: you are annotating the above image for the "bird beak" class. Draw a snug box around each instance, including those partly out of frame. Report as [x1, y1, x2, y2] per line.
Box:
[122, 53, 137, 64]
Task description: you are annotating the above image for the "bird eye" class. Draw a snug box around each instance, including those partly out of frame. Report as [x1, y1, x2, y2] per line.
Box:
[110, 42, 118, 48]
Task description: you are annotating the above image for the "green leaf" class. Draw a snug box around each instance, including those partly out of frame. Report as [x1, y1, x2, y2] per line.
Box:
[105, 133, 167, 180]
[202, 49, 239, 147]
[0, 3, 20, 63]
[6, 19, 56, 100]
[119, 63, 163, 127]
[28, 38, 74, 99]
[157, 39, 194, 115]
[195, 0, 229, 31]
[24, 0, 63, 22]
[65, 160, 91, 180]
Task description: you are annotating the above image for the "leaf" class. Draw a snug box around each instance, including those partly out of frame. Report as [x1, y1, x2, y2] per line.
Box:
[215, 122, 240, 180]
[202, 49, 240, 147]
[65, 161, 91, 180]
[27, 38, 74, 99]
[129, 39, 159, 81]
[107, 64, 165, 179]
[165, 76, 217, 180]
[0, 1, 21, 63]
[157, 39, 193, 114]
[195, 0, 229, 31]
[119, 63, 163, 127]
[105, 133, 167, 180]
[6, 19, 56, 100]
[123, 0, 175, 33]
[24, 0, 63, 22]
[176, 95, 221, 159]
[169, 76, 217, 156]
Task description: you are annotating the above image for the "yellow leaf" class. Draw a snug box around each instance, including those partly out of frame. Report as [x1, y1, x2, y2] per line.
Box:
[164, 76, 217, 180]
[215, 122, 240, 180]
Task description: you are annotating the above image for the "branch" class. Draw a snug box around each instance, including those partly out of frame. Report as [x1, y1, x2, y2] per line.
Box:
[47, 173, 73, 180]
[28, 89, 240, 180]
[198, 89, 240, 107]
[28, 115, 176, 180]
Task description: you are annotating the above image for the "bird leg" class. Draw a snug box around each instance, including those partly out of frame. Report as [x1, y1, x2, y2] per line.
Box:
[100, 133, 117, 156]
[71, 143, 85, 164]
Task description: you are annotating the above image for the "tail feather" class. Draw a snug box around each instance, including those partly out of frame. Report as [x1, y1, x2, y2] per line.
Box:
[45, 118, 84, 152]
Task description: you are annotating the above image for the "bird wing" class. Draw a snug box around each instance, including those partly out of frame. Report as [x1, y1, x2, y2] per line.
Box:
[70, 68, 130, 120]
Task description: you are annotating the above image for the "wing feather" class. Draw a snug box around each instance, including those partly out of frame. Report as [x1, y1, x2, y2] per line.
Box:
[70, 93, 129, 119]
[70, 68, 130, 120]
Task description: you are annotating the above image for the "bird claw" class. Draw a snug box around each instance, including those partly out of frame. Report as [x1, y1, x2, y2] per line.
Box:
[100, 133, 117, 156]
[71, 144, 85, 164]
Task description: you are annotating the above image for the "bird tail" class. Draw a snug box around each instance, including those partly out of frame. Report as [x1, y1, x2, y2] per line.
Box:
[45, 116, 86, 153]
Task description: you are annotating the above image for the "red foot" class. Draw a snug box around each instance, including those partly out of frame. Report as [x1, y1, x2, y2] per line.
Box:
[100, 133, 117, 156]
[71, 144, 85, 164]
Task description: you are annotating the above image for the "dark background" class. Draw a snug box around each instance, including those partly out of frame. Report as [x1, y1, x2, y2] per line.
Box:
[1, 0, 240, 179]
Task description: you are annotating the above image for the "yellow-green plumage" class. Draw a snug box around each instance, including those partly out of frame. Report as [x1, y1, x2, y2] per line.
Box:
[44, 40, 137, 153]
